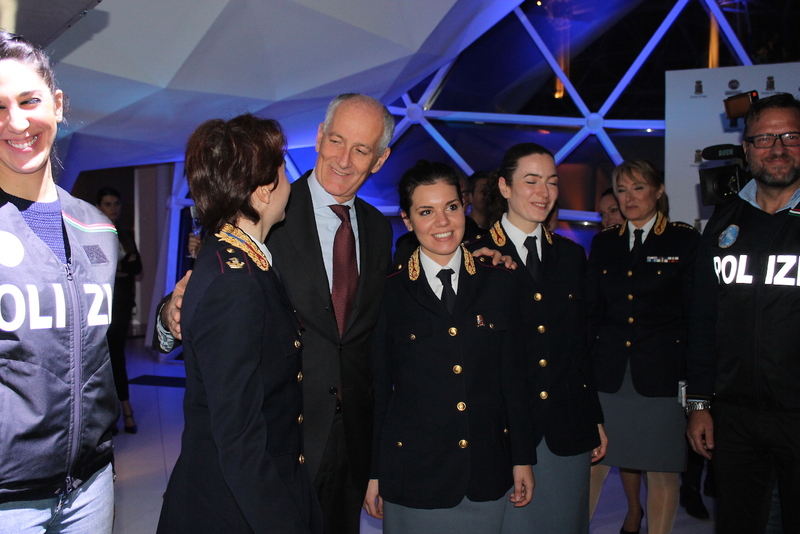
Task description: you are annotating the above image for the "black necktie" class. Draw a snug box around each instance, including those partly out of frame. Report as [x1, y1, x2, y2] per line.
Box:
[524, 236, 541, 281]
[632, 229, 644, 259]
[436, 268, 456, 315]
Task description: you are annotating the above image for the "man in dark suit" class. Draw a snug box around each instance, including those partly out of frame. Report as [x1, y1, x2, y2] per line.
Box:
[158, 94, 394, 534]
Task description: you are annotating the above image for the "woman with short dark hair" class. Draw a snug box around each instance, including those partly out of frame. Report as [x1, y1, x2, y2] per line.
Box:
[157, 114, 321, 533]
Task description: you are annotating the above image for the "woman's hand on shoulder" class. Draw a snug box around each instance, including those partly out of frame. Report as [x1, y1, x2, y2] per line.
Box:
[363, 479, 384, 519]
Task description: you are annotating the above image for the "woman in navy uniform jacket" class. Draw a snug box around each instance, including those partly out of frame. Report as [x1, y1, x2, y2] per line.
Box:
[157, 115, 321, 534]
[363, 160, 534, 534]
[474, 143, 606, 533]
[587, 160, 699, 534]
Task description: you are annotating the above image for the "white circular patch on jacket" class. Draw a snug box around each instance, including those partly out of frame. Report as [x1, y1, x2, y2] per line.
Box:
[0, 231, 24, 267]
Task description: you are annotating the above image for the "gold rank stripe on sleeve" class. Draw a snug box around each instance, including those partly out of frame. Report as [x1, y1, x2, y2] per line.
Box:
[215, 223, 271, 272]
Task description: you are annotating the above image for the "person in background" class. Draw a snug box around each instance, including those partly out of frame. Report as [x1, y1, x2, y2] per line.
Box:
[587, 160, 699, 534]
[0, 31, 118, 533]
[96, 186, 142, 434]
[157, 114, 321, 533]
[479, 143, 606, 533]
[465, 169, 491, 229]
[597, 187, 624, 229]
[364, 160, 534, 533]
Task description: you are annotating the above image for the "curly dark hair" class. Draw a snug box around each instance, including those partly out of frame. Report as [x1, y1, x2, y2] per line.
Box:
[185, 114, 286, 233]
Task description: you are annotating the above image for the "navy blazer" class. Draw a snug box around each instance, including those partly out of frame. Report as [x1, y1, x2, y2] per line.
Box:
[587, 213, 700, 397]
[473, 222, 603, 457]
[158, 228, 321, 533]
[371, 249, 534, 509]
[266, 172, 393, 492]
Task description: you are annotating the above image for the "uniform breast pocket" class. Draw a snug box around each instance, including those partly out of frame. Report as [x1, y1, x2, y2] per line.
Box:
[275, 324, 303, 359]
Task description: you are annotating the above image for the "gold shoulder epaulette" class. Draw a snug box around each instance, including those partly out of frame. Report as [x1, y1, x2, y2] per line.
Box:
[489, 221, 506, 246]
[215, 223, 270, 271]
[671, 221, 697, 231]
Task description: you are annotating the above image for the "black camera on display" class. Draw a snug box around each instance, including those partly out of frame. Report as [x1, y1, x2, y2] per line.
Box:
[698, 91, 757, 206]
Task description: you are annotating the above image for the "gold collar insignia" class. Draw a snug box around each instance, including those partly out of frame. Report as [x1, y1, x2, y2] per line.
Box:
[490, 221, 506, 246]
[407, 243, 476, 281]
[215, 223, 271, 271]
[653, 211, 667, 235]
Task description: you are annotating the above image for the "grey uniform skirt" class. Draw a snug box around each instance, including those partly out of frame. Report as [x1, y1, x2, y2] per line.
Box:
[383, 487, 511, 534]
[598, 362, 686, 472]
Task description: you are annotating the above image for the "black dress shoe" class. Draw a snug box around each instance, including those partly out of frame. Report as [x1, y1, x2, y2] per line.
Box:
[680, 486, 710, 519]
[620, 506, 644, 534]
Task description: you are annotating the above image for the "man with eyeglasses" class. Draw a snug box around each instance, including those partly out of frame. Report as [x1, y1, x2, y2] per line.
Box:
[686, 93, 800, 532]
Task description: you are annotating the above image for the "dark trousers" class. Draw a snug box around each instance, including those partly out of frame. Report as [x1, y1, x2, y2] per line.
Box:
[314, 413, 363, 534]
[713, 402, 800, 533]
[107, 291, 134, 402]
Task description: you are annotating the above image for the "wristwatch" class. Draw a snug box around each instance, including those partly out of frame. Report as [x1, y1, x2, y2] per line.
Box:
[685, 399, 711, 415]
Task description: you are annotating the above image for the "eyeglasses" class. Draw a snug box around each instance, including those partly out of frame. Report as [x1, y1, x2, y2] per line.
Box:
[745, 132, 800, 148]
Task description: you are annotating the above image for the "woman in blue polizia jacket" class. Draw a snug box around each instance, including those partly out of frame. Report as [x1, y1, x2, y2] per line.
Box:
[0, 31, 119, 533]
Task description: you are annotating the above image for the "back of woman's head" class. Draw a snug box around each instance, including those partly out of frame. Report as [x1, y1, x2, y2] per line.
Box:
[398, 160, 460, 214]
[0, 31, 56, 94]
[185, 114, 286, 233]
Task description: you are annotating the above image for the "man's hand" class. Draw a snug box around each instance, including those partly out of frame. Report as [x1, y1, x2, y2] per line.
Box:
[162, 271, 192, 340]
[471, 247, 517, 270]
[509, 465, 534, 507]
[591, 424, 609, 463]
[686, 410, 714, 460]
[363, 479, 384, 519]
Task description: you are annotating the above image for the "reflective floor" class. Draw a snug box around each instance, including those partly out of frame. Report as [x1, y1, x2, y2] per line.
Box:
[111, 338, 715, 534]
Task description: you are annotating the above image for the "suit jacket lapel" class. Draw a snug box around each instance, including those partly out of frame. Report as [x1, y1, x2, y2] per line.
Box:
[280, 173, 334, 311]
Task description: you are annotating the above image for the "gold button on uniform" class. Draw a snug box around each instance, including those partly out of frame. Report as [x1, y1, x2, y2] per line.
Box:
[538, 359, 547, 367]
[628, 294, 634, 300]
[448, 327, 458, 336]
[537, 325, 546, 333]
[294, 340, 302, 348]
[297, 371, 303, 382]
[409, 334, 416, 340]
[603, 269, 608, 274]
[628, 317, 634, 324]
[627, 270, 633, 277]
[625, 341, 632, 347]
[568, 294, 574, 299]
[453, 365, 463, 374]
[503, 428, 509, 435]
[539, 391, 548, 399]
[299, 454, 305, 464]
[297, 414, 303, 424]
[489, 323, 495, 329]
[534, 293, 542, 301]
[657, 270, 662, 275]
[459, 440, 469, 448]
[396, 442, 403, 448]
[457, 402, 466, 411]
